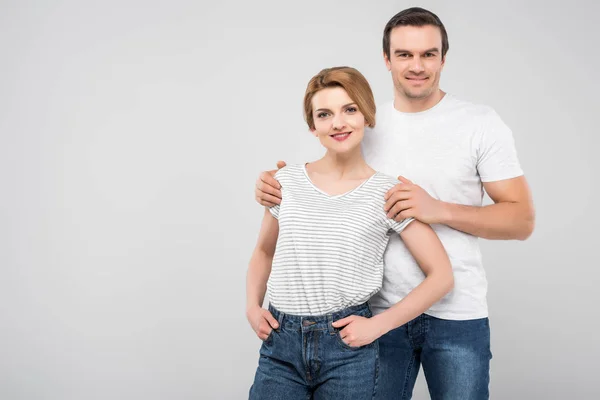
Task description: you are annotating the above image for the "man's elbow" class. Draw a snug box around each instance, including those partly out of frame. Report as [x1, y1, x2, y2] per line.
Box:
[517, 209, 536, 241]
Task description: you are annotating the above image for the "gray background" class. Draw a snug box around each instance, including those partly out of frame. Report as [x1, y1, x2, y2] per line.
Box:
[1, 0, 598, 399]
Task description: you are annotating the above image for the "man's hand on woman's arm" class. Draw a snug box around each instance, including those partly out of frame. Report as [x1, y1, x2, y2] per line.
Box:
[384, 175, 535, 240]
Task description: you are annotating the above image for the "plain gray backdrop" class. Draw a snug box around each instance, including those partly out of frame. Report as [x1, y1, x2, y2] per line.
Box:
[1, 0, 599, 399]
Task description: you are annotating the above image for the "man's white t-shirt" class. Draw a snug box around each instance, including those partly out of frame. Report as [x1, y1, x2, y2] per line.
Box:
[363, 94, 523, 320]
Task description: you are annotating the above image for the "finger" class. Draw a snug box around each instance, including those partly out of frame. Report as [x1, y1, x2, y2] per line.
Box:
[384, 183, 412, 201]
[340, 329, 352, 341]
[331, 316, 354, 328]
[397, 175, 413, 184]
[257, 176, 282, 197]
[256, 191, 281, 206]
[387, 201, 412, 219]
[384, 192, 412, 212]
[259, 170, 282, 190]
[259, 322, 273, 336]
[262, 310, 279, 329]
[395, 209, 414, 222]
[258, 199, 277, 208]
[276, 160, 287, 169]
[259, 330, 271, 341]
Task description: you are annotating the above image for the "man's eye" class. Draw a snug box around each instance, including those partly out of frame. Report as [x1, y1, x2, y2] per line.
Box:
[425, 53, 435, 57]
[397, 53, 409, 58]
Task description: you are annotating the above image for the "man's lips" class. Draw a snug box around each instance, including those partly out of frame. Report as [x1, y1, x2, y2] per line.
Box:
[406, 76, 429, 83]
[330, 132, 351, 142]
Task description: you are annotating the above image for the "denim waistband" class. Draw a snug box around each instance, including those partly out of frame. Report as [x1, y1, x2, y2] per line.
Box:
[268, 303, 371, 333]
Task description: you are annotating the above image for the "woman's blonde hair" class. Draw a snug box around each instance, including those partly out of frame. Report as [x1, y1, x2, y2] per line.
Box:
[303, 66, 376, 130]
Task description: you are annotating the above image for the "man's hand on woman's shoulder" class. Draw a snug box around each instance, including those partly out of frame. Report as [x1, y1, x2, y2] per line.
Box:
[255, 161, 286, 207]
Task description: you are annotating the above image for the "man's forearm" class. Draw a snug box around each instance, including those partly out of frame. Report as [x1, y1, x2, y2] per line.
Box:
[439, 201, 535, 240]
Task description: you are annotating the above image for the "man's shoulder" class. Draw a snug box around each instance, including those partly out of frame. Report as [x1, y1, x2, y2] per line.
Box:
[445, 94, 499, 120]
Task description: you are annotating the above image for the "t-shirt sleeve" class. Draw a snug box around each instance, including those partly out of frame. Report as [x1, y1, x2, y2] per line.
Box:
[267, 169, 284, 219]
[381, 179, 415, 234]
[476, 109, 524, 182]
[386, 216, 415, 234]
[269, 204, 280, 219]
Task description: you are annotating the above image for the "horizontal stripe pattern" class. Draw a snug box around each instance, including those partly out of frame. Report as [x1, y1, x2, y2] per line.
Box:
[268, 164, 413, 315]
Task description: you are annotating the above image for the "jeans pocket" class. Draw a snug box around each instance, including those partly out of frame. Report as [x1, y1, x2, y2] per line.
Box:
[263, 329, 275, 345]
[334, 329, 372, 351]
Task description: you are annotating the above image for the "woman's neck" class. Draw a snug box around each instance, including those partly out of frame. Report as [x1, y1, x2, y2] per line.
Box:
[308, 148, 374, 180]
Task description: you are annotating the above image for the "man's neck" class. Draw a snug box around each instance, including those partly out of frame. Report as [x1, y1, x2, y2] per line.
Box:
[393, 89, 446, 113]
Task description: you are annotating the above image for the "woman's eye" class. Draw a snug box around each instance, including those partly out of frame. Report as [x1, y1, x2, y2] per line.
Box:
[317, 112, 329, 118]
[346, 107, 357, 113]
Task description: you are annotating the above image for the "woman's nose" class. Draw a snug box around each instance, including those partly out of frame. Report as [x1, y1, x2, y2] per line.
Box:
[332, 115, 346, 130]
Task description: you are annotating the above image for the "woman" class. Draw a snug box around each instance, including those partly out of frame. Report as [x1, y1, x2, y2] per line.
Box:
[246, 66, 453, 399]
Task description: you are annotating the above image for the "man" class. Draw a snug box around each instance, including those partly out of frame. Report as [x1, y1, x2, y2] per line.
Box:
[254, 7, 534, 400]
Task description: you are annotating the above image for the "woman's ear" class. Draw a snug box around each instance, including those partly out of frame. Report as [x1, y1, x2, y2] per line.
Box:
[309, 127, 318, 137]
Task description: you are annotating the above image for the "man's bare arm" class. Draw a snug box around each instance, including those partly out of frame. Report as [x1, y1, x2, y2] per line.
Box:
[439, 176, 535, 240]
[385, 175, 535, 240]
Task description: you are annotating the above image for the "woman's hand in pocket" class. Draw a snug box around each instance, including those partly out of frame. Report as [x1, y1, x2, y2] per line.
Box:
[246, 306, 279, 341]
[332, 315, 385, 347]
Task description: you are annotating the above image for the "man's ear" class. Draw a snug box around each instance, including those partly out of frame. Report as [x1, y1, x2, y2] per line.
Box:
[383, 51, 391, 71]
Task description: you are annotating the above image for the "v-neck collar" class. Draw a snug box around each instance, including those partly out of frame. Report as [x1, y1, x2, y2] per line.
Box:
[302, 164, 379, 199]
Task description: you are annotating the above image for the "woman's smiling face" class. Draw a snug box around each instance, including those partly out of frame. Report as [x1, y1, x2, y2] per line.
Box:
[311, 86, 366, 154]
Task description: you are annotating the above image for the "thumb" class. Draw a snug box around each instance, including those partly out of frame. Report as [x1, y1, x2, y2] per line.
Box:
[276, 161, 287, 170]
[397, 175, 413, 185]
[263, 310, 279, 329]
[332, 315, 355, 328]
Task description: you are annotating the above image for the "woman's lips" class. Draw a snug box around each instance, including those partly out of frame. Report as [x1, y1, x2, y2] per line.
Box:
[330, 132, 351, 142]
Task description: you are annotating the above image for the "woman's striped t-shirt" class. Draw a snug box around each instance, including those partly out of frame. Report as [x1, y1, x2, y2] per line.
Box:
[267, 164, 414, 316]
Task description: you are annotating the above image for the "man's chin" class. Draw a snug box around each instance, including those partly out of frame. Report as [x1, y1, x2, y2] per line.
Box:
[402, 87, 433, 100]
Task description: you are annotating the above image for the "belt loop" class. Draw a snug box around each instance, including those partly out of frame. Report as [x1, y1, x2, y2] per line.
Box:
[276, 310, 284, 332]
[327, 314, 335, 334]
[366, 301, 372, 317]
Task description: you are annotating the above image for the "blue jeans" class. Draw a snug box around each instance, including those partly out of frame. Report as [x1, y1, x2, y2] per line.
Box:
[375, 313, 492, 400]
[249, 303, 379, 400]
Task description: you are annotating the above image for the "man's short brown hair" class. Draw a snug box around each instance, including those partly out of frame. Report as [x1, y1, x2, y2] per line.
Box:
[383, 7, 449, 61]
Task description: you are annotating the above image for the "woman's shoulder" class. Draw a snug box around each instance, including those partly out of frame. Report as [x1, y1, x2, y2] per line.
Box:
[371, 171, 400, 190]
[274, 163, 305, 182]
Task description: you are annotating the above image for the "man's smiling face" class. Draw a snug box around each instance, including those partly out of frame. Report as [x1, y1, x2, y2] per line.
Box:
[385, 25, 446, 100]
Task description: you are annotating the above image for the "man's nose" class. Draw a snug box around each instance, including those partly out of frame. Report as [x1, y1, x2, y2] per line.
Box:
[409, 56, 425, 73]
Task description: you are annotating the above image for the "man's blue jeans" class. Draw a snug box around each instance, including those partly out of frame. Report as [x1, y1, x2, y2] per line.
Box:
[249, 303, 379, 400]
[374, 313, 492, 400]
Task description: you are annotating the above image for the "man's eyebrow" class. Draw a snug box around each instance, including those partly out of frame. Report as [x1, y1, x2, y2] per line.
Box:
[315, 103, 357, 112]
[393, 47, 440, 54]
